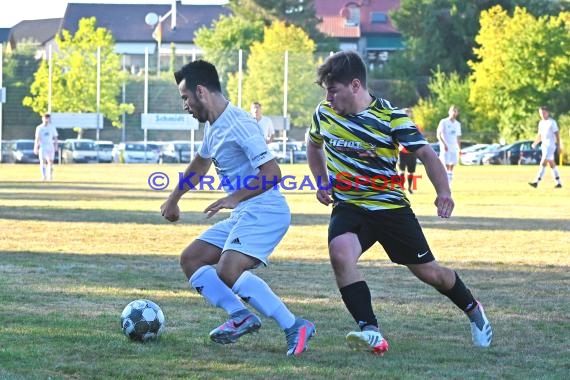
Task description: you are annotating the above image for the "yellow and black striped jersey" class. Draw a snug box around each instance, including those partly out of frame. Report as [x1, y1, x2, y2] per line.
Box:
[309, 96, 428, 210]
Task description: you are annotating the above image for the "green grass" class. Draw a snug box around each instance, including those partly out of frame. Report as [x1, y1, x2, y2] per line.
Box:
[0, 163, 569, 379]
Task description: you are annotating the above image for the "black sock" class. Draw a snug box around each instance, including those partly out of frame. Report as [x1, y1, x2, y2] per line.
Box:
[438, 272, 478, 313]
[339, 281, 378, 329]
[407, 175, 413, 190]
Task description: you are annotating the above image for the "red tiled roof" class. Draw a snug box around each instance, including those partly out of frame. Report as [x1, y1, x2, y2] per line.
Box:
[318, 15, 360, 38]
[315, 0, 401, 35]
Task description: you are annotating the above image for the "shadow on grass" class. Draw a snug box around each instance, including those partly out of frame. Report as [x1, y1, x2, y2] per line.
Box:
[0, 205, 236, 224]
[1, 205, 568, 231]
[294, 213, 570, 231]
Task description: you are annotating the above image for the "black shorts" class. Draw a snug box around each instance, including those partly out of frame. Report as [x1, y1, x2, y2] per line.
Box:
[328, 203, 434, 265]
[398, 152, 417, 173]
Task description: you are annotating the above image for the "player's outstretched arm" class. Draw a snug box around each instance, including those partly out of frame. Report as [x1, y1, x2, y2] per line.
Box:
[307, 140, 332, 206]
[203, 159, 282, 218]
[161, 155, 212, 222]
[415, 144, 454, 218]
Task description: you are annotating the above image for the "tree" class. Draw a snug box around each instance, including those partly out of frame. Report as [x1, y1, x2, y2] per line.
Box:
[468, 6, 570, 141]
[194, 15, 264, 88]
[226, 21, 322, 127]
[23, 17, 135, 134]
[412, 69, 477, 141]
[390, 0, 569, 78]
[227, 0, 335, 51]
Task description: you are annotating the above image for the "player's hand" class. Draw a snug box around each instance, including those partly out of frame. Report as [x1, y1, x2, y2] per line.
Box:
[161, 199, 180, 222]
[204, 195, 238, 218]
[434, 194, 454, 218]
[316, 187, 333, 206]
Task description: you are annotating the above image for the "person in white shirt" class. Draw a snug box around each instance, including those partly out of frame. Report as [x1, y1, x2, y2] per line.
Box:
[33, 113, 58, 181]
[160, 60, 315, 356]
[529, 106, 563, 188]
[437, 105, 462, 184]
[251, 102, 275, 143]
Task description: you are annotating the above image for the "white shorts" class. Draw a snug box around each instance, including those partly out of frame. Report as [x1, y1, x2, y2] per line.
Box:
[541, 144, 556, 161]
[38, 147, 55, 161]
[198, 194, 291, 266]
[440, 149, 459, 166]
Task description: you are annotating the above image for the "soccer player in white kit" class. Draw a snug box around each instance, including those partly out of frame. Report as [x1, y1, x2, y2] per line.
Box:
[529, 106, 563, 188]
[436, 105, 462, 184]
[251, 102, 275, 143]
[160, 60, 315, 356]
[34, 113, 58, 181]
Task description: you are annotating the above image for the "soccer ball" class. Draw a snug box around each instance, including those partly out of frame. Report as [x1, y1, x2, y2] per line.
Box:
[120, 299, 165, 342]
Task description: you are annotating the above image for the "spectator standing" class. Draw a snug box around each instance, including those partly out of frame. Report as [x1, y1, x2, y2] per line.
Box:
[251, 102, 275, 144]
[437, 106, 462, 184]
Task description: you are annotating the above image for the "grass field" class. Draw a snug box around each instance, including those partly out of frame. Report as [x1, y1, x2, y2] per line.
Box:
[0, 163, 569, 379]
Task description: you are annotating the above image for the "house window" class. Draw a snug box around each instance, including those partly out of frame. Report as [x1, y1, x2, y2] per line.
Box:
[345, 7, 360, 26]
[370, 12, 388, 24]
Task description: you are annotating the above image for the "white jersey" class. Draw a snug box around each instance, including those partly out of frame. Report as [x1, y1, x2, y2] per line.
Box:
[35, 124, 57, 150]
[538, 118, 558, 147]
[198, 103, 279, 200]
[256, 116, 275, 142]
[437, 117, 461, 151]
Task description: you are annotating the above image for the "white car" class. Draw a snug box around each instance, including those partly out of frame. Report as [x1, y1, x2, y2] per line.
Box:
[460, 144, 500, 165]
[61, 139, 98, 163]
[113, 142, 158, 163]
[95, 140, 114, 163]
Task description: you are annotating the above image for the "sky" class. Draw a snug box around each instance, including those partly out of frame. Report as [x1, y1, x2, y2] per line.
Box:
[0, 0, 228, 28]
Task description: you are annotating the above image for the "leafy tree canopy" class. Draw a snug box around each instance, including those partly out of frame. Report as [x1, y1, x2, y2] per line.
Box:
[469, 6, 570, 141]
[390, 0, 569, 78]
[23, 17, 134, 130]
[226, 21, 322, 127]
[227, 0, 335, 51]
[194, 14, 264, 88]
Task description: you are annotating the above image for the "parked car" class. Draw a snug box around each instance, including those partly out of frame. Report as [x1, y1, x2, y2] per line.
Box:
[113, 142, 159, 163]
[145, 142, 163, 163]
[61, 139, 98, 163]
[159, 140, 201, 164]
[268, 142, 307, 164]
[95, 141, 115, 163]
[4, 139, 39, 163]
[460, 143, 501, 165]
[481, 140, 541, 165]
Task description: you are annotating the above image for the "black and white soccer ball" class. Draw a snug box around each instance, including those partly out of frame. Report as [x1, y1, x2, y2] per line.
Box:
[120, 299, 165, 342]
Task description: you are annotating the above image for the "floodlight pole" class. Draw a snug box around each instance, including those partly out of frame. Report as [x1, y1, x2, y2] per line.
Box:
[156, 1, 177, 77]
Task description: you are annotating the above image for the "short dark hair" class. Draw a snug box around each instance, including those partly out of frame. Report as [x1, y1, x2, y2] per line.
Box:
[539, 105, 549, 111]
[174, 60, 222, 93]
[316, 50, 367, 88]
[43, 113, 50, 118]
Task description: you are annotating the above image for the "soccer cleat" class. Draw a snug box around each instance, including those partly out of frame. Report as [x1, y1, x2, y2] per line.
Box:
[209, 310, 261, 344]
[284, 318, 316, 356]
[468, 302, 493, 348]
[555, 184, 562, 188]
[346, 330, 389, 356]
[528, 182, 538, 188]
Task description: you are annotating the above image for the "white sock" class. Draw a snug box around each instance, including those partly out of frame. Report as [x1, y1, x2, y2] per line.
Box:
[447, 170, 453, 183]
[232, 271, 296, 329]
[189, 265, 245, 315]
[46, 163, 52, 180]
[536, 167, 546, 182]
[40, 163, 46, 179]
[552, 167, 561, 184]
